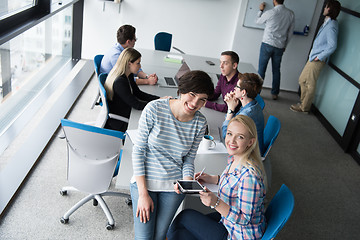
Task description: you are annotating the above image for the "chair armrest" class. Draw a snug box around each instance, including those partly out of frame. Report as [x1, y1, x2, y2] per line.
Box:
[108, 113, 129, 123]
[172, 46, 185, 54]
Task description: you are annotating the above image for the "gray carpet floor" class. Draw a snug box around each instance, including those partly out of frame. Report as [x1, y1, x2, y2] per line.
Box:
[0, 74, 359, 239]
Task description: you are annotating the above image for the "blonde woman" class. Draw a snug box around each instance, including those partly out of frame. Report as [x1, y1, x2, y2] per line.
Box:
[168, 115, 267, 240]
[104, 48, 160, 132]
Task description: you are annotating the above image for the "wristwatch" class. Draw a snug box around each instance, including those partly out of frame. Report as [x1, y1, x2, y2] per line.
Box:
[227, 109, 235, 115]
[210, 197, 220, 209]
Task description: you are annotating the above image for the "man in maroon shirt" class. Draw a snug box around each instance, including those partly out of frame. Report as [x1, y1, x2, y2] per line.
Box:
[205, 51, 240, 112]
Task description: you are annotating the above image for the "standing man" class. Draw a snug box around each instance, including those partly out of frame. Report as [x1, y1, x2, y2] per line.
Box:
[256, 0, 295, 100]
[205, 51, 239, 113]
[290, 0, 341, 113]
[100, 24, 158, 85]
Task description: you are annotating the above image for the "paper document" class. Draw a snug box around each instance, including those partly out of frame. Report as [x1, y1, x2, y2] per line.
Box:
[203, 183, 218, 193]
[126, 129, 139, 143]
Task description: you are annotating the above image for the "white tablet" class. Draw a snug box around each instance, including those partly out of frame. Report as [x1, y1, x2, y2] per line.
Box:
[176, 180, 206, 194]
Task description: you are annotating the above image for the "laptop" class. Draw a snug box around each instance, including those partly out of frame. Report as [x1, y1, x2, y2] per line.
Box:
[160, 62, 191, 88]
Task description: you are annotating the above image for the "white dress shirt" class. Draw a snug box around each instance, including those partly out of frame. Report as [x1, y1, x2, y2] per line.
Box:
[256, 4, 295, 49]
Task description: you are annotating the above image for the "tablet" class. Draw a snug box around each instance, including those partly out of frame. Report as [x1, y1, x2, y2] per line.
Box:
[176, 180, 206, 194]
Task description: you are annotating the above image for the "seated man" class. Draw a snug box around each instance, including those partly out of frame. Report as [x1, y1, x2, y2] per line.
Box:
[205, 51, 240, 112]
[100, 24, 158, 85]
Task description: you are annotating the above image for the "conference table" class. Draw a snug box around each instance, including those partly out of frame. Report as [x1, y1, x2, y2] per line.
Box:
[115, 48, 256, 212]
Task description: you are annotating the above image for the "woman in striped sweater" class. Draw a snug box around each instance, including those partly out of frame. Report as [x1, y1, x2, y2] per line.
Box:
[130, 70, 214, 240]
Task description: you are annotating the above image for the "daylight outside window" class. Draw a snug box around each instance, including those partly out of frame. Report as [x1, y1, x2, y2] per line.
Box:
[0, 0, 36, 21]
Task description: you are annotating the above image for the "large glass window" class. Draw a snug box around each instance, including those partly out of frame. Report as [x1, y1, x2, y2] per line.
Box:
[0, 1, 36, 20]
[0, 5, 72, 147]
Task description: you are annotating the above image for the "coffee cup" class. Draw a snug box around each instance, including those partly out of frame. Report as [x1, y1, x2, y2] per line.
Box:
[200, 135, 216, 150]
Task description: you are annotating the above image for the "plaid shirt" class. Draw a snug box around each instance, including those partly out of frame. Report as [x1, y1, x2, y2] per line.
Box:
[218, 156, 266, 240]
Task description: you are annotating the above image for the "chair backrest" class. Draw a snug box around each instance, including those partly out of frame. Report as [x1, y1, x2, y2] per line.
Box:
[94, 73, 109, 128]
[94, 55, 104, 76]
[262, 184, 294, 240]
[154, 32, 172, 52]
[255, 94, 265, 110]
[262, 115, 281, 158]
[61, 119, 124, 194]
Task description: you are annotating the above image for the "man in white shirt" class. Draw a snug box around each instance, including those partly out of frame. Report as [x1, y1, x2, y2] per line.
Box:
[256, 0, 295, 100]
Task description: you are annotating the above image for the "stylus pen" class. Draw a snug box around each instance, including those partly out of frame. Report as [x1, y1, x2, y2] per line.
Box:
[196, 167, 206, 180]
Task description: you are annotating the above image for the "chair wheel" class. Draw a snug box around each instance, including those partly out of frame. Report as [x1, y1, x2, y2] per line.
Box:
[60, 217, 69, 224]
[93, 199, 98, 206]
[125, 197, 132, 206]
[60, 190, 67, 196]
[106, 223, 114, 230]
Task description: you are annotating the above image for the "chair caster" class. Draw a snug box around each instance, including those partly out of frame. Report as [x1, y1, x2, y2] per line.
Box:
[106, 223, 114, 230]
[125, 197, 132, 206]
[60, 190, 67, 196]
[93, 199, 98, 206]
[60, 217, 69, 224]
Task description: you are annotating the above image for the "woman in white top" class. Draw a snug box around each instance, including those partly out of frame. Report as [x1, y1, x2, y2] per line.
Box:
[130, 70, 214, 240]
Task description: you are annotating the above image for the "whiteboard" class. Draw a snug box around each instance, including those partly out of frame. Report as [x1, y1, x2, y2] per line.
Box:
[243, 0, 318, 35]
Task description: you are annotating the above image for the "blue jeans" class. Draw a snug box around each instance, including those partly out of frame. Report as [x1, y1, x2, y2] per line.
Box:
[258, 42, 285, 95]
[167, 209, 228, 240]
[130, 182, 185, 240]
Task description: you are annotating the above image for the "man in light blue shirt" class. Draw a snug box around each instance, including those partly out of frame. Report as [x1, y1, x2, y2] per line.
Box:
[256, 0, 295, 100]
[100, 24, 158, 85]
[290, 0, 341, 113]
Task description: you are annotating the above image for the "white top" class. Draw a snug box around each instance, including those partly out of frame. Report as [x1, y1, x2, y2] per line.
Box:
[132, 98, 207, 191]
[256, 4, 295, 49]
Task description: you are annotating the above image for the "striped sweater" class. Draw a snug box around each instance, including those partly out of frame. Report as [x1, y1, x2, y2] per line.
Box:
[132, 98, 207, 191]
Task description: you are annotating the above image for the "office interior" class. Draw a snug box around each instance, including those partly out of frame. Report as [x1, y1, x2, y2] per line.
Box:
[0, 0, 359, 239]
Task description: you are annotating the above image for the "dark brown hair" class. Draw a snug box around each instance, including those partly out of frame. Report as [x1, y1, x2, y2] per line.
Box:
[325, 0, 341, 20]
[117, 25, 136, 44]
[177, 70, 214, 98]
[238, 73, 263, 99]
[221, 51, 239, 64]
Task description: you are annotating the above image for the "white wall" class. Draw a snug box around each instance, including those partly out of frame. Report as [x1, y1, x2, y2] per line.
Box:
[232, 0, 325, 92]
[82, 0, 325, 92]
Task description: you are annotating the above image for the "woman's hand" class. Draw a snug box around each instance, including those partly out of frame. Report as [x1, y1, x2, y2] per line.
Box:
[199, 187, 217, 207]
[174, 182, 182, 194]
[136, 193, 154, 223]
[195, 172, 217, 185]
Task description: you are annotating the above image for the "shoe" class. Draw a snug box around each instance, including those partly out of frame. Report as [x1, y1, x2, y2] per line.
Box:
[272, 94, 278, 100]
[290, 104, 308, 114]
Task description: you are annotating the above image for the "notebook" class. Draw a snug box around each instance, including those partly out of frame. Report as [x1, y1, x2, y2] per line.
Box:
[160, 62, 191, 88]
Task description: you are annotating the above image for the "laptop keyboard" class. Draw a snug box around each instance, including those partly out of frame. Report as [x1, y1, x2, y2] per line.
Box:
[164, 77, 176, 86]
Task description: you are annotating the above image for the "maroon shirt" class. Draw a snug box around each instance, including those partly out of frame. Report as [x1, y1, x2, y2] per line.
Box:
[205, 71, 239, 112]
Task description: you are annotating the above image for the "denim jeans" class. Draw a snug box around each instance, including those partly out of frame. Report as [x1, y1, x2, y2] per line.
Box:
[167, 209, 228, 240]
[258, 42, 285, 95]
[130, 182, 185, 240]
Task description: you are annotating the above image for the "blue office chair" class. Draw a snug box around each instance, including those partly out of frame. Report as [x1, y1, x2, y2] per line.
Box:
[262, 115, 281, 160]
[59, 119, 130, 230]
[90, 54, 104, 109]
[154, 32, 185, 54]
[262, 184, 294, 240]
[255, 94, 265, 110]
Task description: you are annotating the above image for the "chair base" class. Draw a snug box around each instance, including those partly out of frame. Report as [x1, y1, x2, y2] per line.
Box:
[60, 187, 131, 230]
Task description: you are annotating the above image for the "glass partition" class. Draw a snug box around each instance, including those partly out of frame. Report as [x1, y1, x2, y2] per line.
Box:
[330, 12, 360, 84]
[314, 65, 358, 136]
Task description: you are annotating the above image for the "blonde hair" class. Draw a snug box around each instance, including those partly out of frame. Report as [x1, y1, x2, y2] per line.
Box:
[104, 48, 141, 100]
[228, 115, 268, 189]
